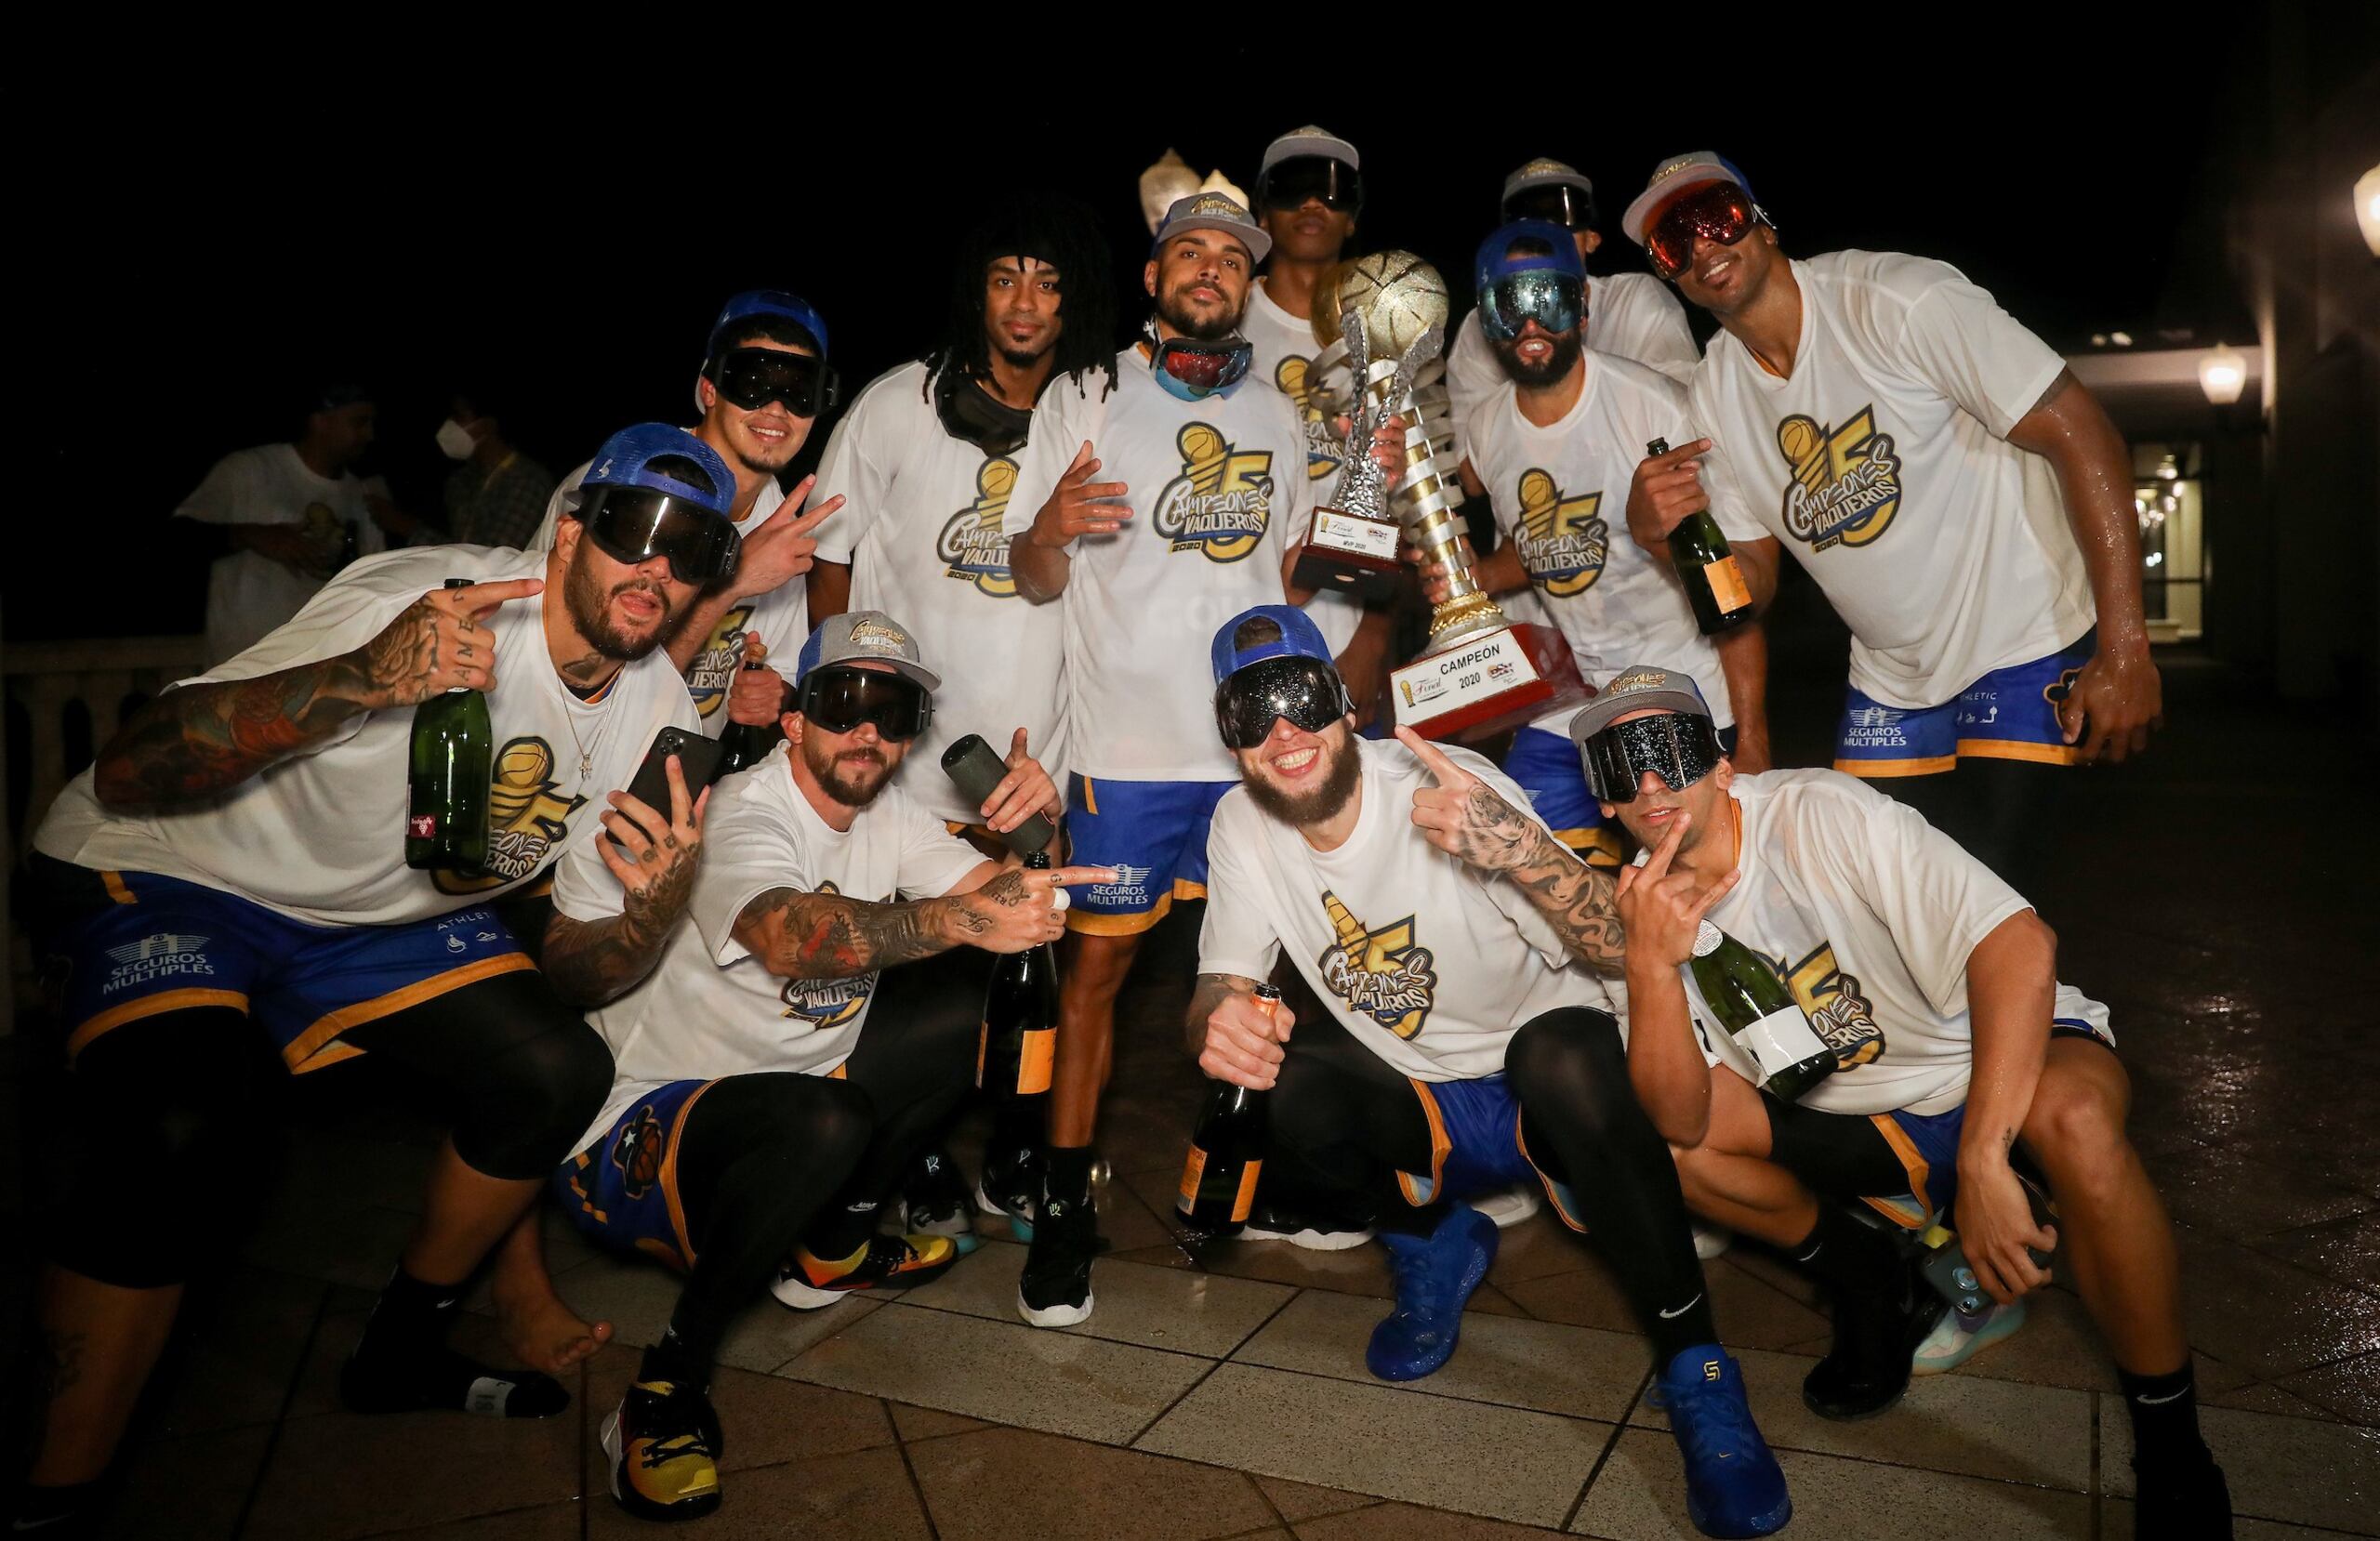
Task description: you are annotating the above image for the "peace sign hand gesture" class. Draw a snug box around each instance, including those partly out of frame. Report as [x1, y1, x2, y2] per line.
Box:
[1613, 813, 1739, 971]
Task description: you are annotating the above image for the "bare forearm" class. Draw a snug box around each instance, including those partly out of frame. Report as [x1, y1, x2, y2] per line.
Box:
[1731, 535, 1782, 612]
[1623, 962, 1713, 1146]
[541, 907, 673, 1008]
[668, 587, 745, 672]
[94, 653, 381, 810]
[1011, 538, 1070, 603]
[1473, 542, 1528, 596]
[2013, 375, 2149, 652]
[1183, 970, 1260, 1057]
[732, 887, 967, 979]
[1957, 912, 2058, 1166]
[1714, 621, 1770, 756]
[806, 560, 852, 623]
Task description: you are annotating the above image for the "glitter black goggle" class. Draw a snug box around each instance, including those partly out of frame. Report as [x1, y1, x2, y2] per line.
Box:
[1580, 711, 1722, 802]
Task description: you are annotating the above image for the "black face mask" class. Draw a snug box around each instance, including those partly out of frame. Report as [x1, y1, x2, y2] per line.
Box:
[932, 366, 1034, 457]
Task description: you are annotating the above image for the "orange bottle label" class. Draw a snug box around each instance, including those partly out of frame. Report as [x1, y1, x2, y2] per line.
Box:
[1178, 1145, 1208, 1212]
[1232, 1159, 1263, 1223]
[1017, 1028, 1055, 1096]
[975, 1024, 988, 1088]
[1703, 555, 1752, 614]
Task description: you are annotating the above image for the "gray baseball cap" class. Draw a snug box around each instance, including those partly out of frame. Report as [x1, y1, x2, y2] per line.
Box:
[1501, 157, 1593, 207]
[1260, 125, 1360, 176]
[794, 610, 942, 693]
[1153, 191, 1272, 264]
[1568, 664, 1712, 744]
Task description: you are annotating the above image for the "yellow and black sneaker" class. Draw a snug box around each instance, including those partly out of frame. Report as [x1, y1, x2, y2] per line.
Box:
[769, 1232, 959, 1310]
[602, 1378, 722, 1522]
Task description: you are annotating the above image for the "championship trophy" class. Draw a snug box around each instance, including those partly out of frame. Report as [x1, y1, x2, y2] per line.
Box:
[1316, 253, 1587, 742]
[1288, 297, 1427, 599]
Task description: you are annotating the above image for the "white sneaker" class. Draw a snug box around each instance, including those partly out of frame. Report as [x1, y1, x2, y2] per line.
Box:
[1471, 1183, 1541, 1229]
[1692, 1222, 1733, 1259]
[1912, 1297, 2027, 1375]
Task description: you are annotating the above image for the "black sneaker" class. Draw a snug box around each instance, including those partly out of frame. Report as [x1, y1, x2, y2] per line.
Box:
[1241, 1196, 1377, 1252]
[2132, 1450, 2234, 1539]
[602, 1378, 723, 1522]
[1017, 1187, 1097, 1327]
[901, 1147, 981, 1256]
[977, 1141, 1042, 1240]
[1802, 1256, 1945, 1419]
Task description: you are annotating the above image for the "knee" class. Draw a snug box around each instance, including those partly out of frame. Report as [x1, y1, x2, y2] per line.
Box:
[2023, 1062, 2133, 1193]
[463, 1021, 615, 1179]
[1504, 1008, 1627, 1109]
[1061, 935, 1137, 998]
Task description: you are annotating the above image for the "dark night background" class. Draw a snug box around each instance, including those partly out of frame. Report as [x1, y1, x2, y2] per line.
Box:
[9, 22, 2367, 643]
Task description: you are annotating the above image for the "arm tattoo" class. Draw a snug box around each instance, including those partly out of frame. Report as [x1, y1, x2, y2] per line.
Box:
[93, 654, 379, 810]
[731, 886, 950, 981]
[540, 836, 706, 1008]
[1504, 824, 1629, 975]
[1451, 784, 1540, 871]
[1183, 970, 1260, 1056]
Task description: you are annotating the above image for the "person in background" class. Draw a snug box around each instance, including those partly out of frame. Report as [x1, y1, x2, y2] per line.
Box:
[364, 390, 556, 550]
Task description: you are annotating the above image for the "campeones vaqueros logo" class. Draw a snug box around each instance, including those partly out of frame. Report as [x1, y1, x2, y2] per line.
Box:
[1153, 423, 1273, 562]
[1316, 889, 1437, 1040]
[1514, 468, 1608, 598]
[936, 457, 1022, 598]
[1775, 406, 1902, 551]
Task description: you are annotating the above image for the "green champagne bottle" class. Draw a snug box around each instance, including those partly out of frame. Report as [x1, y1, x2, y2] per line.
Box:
[1177, 983, 1277, 1232]
[404, 579, 493, 874]
[714, 657, 787, 777]
[1688, 920, 1836, 1102]
[1646, 437, 1754, 635]
[979, 852, 1060, 1099]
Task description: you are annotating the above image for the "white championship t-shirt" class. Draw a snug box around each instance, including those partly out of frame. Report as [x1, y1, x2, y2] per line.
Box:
[1688, 252, 2093, 710]
[37, 545, 701, 928]
[808, 361, 1068, 824]
[1448, 272, 1700, 451]
[177, 444, 390, 668]
[1199, 737, 1615, 1082]
[1669, 769, 2109, 1118]
[1242, 281, 1367, 656]
[533, 450, 813, 734]
[566, 744, 989, 1149]
[1463, 351, 1736, 738]
[1004, 348, 1309, 783]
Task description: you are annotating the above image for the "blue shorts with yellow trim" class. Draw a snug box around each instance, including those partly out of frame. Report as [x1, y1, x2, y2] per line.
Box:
[553, 1079, 711, 1274]
[1398, 1073, 1592, 1234]
[1504, 722, 1738, 870]
[44, 865, 534, 1073]
[1834, 631, 2094, 777]
[1063, 774, 1234, 936]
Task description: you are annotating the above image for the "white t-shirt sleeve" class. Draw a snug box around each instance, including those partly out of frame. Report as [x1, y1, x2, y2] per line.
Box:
[894, 798, 998, 899]
[807, 404, 882, 566]
[1197, 801, 1283, 981]
[1802, 778, 2032, 1016]
[1886, 266, 2067, 440]
[174, 452, 262, 525]
[1700, 436, 1768, 545]
[679, 782, 813, 966]
[1002, 381, 1104, 543]
[1445, 313, 1501, 460]
[1632, 285, 1702, 384]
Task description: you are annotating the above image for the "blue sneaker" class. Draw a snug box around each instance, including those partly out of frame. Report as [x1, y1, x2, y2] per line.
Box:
[1366, 1205, 1498, 1382]
[1651, 1345, 1792, 1538]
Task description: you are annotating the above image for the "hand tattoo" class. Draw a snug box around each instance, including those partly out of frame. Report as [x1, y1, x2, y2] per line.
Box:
[541, 827, 703, 1007]
[1449, 784, 1539, 872]
[1183, 971, 1261, 1057]
[731, 887, 947, 980]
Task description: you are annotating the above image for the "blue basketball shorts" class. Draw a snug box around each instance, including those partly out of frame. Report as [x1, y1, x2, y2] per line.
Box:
[1833, 631, 2095, 778]
[1062, 774, 1234, 936]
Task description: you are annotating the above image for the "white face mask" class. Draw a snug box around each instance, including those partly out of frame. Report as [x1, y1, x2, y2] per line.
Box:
[435, 417, 479, 460]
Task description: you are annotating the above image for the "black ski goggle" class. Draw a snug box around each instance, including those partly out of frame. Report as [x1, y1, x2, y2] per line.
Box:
[797, 665, 932, 742]
[1579, 711, 1722, 802]
[1260, 156, 1363, 214]
[933, 366, 1033, 457]
[1479, 270, 1583, 341]
[707, 346, 842, 417]
[576, 486, 741, 586]
[1502, 183, 1596, 230]
[1215, 657, 1355, 750]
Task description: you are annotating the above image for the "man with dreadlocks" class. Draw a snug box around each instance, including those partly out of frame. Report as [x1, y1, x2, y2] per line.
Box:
[803, 194, 1117, 1245]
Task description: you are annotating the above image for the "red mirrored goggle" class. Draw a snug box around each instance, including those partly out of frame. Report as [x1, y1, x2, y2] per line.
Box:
[1646, 181, 1759, 282]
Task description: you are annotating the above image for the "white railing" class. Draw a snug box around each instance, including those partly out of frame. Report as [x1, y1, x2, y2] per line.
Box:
[3, 635, 210, 1034]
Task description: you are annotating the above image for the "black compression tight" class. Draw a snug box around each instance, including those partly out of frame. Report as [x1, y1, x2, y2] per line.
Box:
[1875, 757, 2065, 902]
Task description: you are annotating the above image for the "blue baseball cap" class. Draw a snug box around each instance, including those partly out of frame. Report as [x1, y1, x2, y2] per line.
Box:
[572, 424, 735, 519]
[1475, 218, 1587, 292]
[706, 289, 831, 362]
[1211, 604, 1336, 685]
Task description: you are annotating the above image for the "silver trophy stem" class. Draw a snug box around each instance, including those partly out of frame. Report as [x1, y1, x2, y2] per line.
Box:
[1362, 359, 1507, 651]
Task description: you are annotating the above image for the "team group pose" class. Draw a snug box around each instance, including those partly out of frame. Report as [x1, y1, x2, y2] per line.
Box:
[10, 138, 2229, 1540]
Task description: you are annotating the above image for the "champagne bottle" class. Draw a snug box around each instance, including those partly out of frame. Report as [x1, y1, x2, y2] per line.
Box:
[714, 657, 786, 777]
[1688, 921, 1835, 1102]
[980, 851, 1060, 1098]
[1646, 437, 1754, 635]
[1177, 983, 1278, 1232]
[405, 578, 493, 873]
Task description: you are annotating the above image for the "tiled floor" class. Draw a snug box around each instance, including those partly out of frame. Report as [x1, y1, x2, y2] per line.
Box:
[3, 655, 2376, 1538]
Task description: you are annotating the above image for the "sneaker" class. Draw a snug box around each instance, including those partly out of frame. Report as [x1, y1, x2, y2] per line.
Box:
[901, 1148, 981, 1256]
[1241, 1197, 1376, 1251]
[1911, 1297, 2027, 1375]
[1470, 1183, 1541, 1229]
[1018, 1187, 1098, 1326]
[1366, 1205, 1498, 1382]
[1693, 1221, 1734, 1260]
[1652, 1346, 1792, 1538]
[2132, 1450, 2235, 1539]
[977, 1143, 1042, 1241]
[602, 1378, 723, 1522]
[770, 1234, 958, 1310]
[1802, 1257, 1944, 1419]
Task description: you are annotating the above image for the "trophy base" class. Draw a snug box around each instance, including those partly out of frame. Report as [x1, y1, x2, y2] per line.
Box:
[1390, 622, 1592, 744]
[1292, 507, 1405, 600]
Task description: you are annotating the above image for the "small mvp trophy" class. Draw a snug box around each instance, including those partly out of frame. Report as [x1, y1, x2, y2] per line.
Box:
[1323, 252, 1588, 742]
[1289, 301, 1425, 600]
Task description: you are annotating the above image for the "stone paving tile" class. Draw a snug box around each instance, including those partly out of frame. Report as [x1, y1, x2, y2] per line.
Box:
[1295, 1502, 1567, 1538]
[2150, 1145, 2374, 1241]
[1629, 1345, 2093, 1492]
[1254, 1476, 1379, 1522]
[2265, 1215, 2380, 1297]
[2274, 1352, 2380, 1426]
[902, 1237, 1295, 1359]
[582, 1356, 893, 1472]
[2169, 1230, 2380, 1381]
[585, 1445, 932, 1539]
[2103, 1402, 2380, 1534]
[891, 1402, 992, 1442]
[907, 1425, 1276, 1541]
[246, 1390, 581, 1539]
[1232, 1288, 1646, 1424]
[1572, 1430, 2091, 1539]
[358, 1507, 581, 1541]
[1137, 1363, 1610, 1529]
[2101, 1498, 2378, 1539]
[236, 1200, 419, 1293]
[783, 1300, 1212, 1443]
[98, 1424, 272, 1541]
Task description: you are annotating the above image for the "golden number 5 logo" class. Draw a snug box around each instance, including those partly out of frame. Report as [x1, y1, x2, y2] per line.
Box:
[433, 737, 587, 895]
[1153, 423, 1273, 562]
[1514, 468, 1609, 598]
[1784, 942, 1886, 1068]
[936, 457, 1021, 598]
[1316, 889, 1438, 1039]
[1775, 406, 1902, 551]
